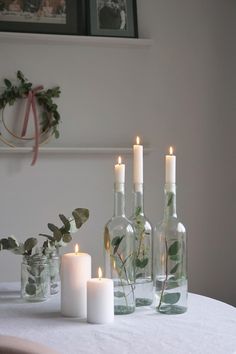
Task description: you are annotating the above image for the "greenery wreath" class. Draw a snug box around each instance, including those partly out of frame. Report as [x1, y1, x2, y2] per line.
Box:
[0, 70, 61, 165]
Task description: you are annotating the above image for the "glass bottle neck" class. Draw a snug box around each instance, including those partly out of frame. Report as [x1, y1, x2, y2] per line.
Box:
[164, 183, 177, 219]
[133, 183, 144, 215]
[114, 183, 125, 217]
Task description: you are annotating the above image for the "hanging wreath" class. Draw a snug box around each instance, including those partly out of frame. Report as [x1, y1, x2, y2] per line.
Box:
[0, 70, 61, 165]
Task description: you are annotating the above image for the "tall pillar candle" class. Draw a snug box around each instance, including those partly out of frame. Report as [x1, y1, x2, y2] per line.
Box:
[87, 267, 114, 324]
[61, 244, 91, 317]
[114, 156, 125, 192]
[133, 136, 143, 191]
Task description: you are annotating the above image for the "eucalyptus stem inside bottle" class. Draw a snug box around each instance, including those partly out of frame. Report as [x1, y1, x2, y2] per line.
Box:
[131, 183, 153, 307]
[153, 183, 187, 314]
[104, 182, 136, 315]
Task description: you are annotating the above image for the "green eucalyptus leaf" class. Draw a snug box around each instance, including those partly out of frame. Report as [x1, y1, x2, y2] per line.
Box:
[25, 283, 36, 295]
[111, 235, 123, 247]
[53, 229, 63, 242]
[170, 255, 181, 262]
[135, 257, 148, 269]
[135, 206, 142, 217]
[168, 241, 180, 256]
[170, 263, 180, 274]
[4, 79, 12, 88]
[114, 291, 125, 298]
[7, 236, 19, 249]
[59, 214, 70, 232]
[62, 233, 72, 243]
[17, 70, 25, 81]
[54, 130, 60, 139]
[73, 208, 89, 227]
[162, 292, 181, 304]
[24, 238, 37, 252]
[111, 235, 124, 254]
[72, 212, 82, 229]
[48, 224, 62, 242]
[0, 238, 10, 249]
[48, 223, 58, 232]
[167, 192, 174, 207]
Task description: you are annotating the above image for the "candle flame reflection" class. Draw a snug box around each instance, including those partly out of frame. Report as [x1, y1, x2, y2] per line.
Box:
[98, 267, 102, 279]
[169, 146, 174, 155]
[118, 156, 122, 164]
[136, 136, 140, 145]
[75, 243, 79, 255]
[113, 260, 116, 270]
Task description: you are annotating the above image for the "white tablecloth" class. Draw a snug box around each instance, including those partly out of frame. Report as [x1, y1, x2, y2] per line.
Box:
[0, 283, 235, 354]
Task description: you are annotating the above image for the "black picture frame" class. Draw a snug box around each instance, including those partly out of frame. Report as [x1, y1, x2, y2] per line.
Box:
[87, 0, 138, 38]
[0, 0, 86, 35]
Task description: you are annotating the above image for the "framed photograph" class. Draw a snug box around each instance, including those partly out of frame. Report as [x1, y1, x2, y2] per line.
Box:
[88, 0, 138, 38]
[0, 0, 86, 35]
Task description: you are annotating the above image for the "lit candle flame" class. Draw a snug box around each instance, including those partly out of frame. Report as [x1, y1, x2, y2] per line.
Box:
[98, 267, 102, 280]
[75, 243, 79, 255]
[136, 136, 140, 145]
[118, 156, 122, 164]
[169, 146, 174, 155]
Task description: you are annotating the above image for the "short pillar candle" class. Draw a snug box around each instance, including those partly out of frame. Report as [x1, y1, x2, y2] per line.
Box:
[61, 244, 91, 318]
[87, 267, 114, 324]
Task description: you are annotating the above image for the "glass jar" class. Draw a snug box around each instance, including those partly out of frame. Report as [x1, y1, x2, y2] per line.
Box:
[21, 254, 50, 302]
[48, 248, 60, 295]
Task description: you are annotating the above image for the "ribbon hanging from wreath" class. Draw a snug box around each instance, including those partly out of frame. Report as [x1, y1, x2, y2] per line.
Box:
[0, 71, 61, 165]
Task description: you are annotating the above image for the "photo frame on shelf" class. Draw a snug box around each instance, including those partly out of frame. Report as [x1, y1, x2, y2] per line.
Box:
[0, 0, 86, 35]
[87, 0, 138, 38]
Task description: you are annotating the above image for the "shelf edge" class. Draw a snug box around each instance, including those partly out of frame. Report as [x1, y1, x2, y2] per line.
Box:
[0, 147, 153, 155]
[0, 32, 153, 47]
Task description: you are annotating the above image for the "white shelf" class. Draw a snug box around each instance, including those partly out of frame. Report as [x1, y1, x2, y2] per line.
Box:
[0, 31, 153, 48]
[0, 146, 152, 155]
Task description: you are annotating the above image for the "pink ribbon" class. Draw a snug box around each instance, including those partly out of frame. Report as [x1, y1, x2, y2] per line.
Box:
[21, 86, 44, 166]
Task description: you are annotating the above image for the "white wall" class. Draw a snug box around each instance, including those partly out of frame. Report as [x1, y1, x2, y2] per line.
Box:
[0, 0, 235, 306]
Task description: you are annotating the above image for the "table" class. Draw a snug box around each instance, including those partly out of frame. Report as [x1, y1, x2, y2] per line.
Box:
[0, 283, 235, 354]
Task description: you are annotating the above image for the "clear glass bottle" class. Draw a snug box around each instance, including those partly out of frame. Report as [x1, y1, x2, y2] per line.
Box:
[21, 254, 50, 302]
[153, 183, 187, 314]
[130, 183, 153, 306]
[104, 182, 136, 315]
[48, 247, 60, 295]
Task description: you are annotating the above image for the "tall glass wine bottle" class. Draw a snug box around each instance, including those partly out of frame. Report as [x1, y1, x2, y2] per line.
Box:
[153, 147, 187, 314]
[130, 137, 153, 306]
[104, 157, 136, 315]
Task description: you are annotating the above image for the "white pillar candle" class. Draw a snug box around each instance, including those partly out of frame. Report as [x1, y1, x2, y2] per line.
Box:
[61, 244, 91, 318]
[114, 156, 125, 192]
[165, 146, 176, 184]
[87, 267, 114, 324]
[133, 136, 143, 186]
